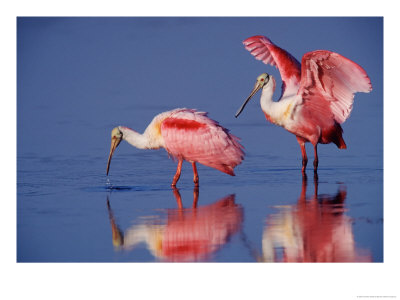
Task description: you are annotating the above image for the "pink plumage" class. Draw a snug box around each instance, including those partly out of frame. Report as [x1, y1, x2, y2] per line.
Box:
[298, 51, 372, 124]
[244, 35, 301, 96]
[161, 109, 244, 176]
[238, 35, 372, 173]
[107, 108, 244, 187]
[162, 194, 243, 262]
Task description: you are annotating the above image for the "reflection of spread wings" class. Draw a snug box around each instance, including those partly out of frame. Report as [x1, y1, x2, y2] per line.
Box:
[262, 183, 371, 262]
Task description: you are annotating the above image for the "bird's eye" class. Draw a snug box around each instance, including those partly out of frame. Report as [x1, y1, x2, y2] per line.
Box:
[260, 78, 264, 81]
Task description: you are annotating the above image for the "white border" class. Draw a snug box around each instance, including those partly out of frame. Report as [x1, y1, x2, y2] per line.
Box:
[3, 1, 398, 299]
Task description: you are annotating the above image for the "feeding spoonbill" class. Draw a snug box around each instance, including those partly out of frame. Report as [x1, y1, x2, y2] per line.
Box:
[235, 35, 372, 173]
[106, 108, 244, 187]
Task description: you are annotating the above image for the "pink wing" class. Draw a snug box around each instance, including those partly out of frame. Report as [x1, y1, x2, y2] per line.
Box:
[243, 35, 302, 98]
[298, 50, 372, 124]
[161, 109, 244, 175]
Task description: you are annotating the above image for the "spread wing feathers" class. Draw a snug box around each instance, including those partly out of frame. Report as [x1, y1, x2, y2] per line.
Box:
[243, 35, 302, 98]
[161, 109, 244, 175]
[298, 50, 372, 124]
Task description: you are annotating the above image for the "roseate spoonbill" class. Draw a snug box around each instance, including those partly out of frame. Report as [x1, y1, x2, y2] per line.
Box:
[235, 35, 372, 173]
[106, 108, 244, 187]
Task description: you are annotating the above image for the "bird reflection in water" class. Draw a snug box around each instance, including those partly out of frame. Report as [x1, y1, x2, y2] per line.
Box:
[106, 188, 243, 262]
[261, 175, 371, 262]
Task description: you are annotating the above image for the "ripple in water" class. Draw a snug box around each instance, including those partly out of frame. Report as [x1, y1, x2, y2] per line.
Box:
[105, 177, 133, 190]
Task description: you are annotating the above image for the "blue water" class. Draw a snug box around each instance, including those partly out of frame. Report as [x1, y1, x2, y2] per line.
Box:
[17, 145, 383, 262]
[17, 17, 383, 262]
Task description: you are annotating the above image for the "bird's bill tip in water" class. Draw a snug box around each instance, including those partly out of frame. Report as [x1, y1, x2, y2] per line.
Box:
[106, 136, 122, 175]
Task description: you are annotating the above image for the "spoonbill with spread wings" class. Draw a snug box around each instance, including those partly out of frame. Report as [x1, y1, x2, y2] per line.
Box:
[235, 35, 372, 173]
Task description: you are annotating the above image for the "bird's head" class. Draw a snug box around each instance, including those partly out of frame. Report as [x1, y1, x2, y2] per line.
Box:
[106, 127, 123, 175]
[235, 73, 270, 118]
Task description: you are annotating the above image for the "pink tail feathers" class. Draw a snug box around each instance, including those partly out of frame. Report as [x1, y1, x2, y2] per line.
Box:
[206, 134, 244, 176]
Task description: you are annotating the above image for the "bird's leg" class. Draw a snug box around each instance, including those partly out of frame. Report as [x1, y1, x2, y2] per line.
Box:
[172, 186, 183, 210]
[313, 171, 319, 196]
[313, 144, 319, 174]
[297, 139, 308, 174]
[191, 162, 199, 187]
[298, 173, 308, 205]
[192, 186, 199, 209]
[171, 158, 183, 187]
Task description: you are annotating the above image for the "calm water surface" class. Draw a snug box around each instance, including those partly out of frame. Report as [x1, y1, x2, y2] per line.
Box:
[17, 123, 383, 262]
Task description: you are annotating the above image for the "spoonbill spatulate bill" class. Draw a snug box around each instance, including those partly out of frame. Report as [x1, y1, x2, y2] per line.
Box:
[235, 35, 372, 173]
[107, 108, 244, 187]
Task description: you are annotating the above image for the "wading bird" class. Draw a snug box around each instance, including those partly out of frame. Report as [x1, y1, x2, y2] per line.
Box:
[107, 108, 244, 187]
[235, 35, 372, 173]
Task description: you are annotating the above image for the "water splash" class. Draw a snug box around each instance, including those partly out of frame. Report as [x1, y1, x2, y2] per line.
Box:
[106, 177, 114, 189]
[104, 178, 135, 191]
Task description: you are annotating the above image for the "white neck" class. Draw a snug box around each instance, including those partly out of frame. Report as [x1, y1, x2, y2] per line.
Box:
[118, 126, 151, 149]
[259, 76, 296, 126]
[260, 76, 276, 113]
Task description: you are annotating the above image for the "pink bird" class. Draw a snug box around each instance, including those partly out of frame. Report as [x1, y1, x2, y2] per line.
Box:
[106, 108, 244, 187]
[261, 178, 371, 262]
[235, 35, 372, 173]
[106, 189, 243, 262]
